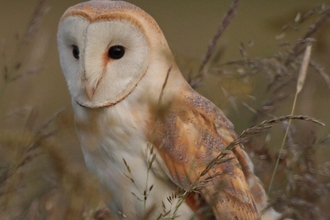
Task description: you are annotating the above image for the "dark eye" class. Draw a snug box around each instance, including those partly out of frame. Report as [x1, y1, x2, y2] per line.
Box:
[72, 45, 79, 59]
[108, 45, 125, 59]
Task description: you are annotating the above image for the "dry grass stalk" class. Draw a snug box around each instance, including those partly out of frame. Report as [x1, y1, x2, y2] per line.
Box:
[189, 0, 241, 88]
[0, 0, 49, 110]
[268, 43, 313, 193]
[157, 64, 173, 105]
[22, 0, 49, 44]
[167, 114, 324, 219]
[188, 4, 330, 217]
[310, 59, 330, 90]
[284, 6, 330, 66]
[1, 1, 330, 219]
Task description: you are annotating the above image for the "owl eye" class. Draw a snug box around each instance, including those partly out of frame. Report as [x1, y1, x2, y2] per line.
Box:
[108, 45, 125, 59]
[72, 45, 80, 59]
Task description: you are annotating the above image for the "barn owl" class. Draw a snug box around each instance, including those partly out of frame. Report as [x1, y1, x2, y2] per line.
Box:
[57, 1, 282, 219]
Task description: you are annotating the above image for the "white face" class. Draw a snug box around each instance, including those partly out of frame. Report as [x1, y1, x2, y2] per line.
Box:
[57, 16, 150, 108]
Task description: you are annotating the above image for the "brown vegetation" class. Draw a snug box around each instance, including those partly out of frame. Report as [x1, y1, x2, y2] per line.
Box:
[1, 0, 330, 219]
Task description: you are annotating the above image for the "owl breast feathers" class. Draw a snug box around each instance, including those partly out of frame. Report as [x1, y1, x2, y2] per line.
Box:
[57, 1, 282, 219]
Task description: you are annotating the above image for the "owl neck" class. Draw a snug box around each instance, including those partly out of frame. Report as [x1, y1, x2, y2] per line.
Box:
[72, 62, 188, 140]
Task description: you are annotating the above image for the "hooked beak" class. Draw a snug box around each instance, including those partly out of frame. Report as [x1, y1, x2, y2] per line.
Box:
[81, 70, 96, 101]
[85, 86, 94, 100]
[79, 50, 105, 103]
[83, 74, 102, 101]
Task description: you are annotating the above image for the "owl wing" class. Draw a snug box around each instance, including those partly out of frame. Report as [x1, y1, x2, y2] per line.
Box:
[151, 86, 262, 219]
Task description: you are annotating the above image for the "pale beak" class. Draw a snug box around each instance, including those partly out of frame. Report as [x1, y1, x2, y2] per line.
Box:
[85, 87, 94, 100]
[81, 63, 103, 101]
[84, 77, 102, 101]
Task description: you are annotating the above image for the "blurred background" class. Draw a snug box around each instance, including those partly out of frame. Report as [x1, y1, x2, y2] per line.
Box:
[1, 0, 330, 219]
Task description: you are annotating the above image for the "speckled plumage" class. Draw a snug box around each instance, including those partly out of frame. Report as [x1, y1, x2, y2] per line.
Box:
[57, 1, 281, 219]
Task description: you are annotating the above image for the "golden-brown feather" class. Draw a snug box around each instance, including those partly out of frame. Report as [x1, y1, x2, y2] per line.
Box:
[149, 83, 261, 219]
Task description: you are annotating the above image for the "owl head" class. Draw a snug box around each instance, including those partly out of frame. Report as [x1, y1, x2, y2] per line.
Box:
[57, 0, 174, 108]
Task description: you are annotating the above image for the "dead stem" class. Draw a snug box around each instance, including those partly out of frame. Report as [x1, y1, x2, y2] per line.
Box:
[189, 0, 241, 88]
